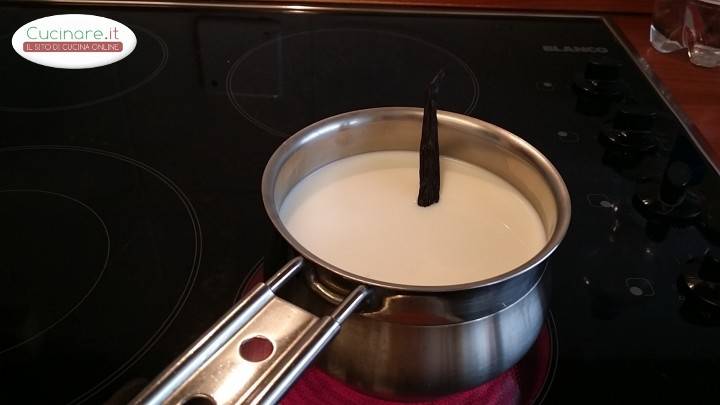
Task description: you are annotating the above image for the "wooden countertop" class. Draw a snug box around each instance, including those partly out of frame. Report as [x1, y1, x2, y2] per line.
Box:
[611, 15, 720, 167]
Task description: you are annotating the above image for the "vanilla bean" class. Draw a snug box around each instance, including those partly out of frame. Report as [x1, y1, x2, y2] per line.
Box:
[417, 70, 444, 207]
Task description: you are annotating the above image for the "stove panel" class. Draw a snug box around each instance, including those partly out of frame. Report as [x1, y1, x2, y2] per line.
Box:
[1, 4, 719, 403]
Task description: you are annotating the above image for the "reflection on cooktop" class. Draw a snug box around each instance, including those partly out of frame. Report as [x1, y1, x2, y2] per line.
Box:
[227, 28, 479, 137]
[0, 146, 201, 403]
[0, 189, 109, 355]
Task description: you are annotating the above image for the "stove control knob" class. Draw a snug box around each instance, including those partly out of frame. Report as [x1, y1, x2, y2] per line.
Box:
[679, 253, 720, 325]
[633, 161, 703, 227]
[601, 105, 658, 153]
[681, 253, 720, 307]
[660, 161, 692, 205]
[574, 57, 625, 115]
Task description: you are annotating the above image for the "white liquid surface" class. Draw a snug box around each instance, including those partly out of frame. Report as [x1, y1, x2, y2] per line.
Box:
[280, 151, 547, 286]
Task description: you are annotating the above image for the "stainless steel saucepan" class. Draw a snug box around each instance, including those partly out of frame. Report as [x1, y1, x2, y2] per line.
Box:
[132, 107, 571, 404]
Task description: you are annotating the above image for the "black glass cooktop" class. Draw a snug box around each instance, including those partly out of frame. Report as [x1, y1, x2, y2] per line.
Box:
[2, 3, 720, 404]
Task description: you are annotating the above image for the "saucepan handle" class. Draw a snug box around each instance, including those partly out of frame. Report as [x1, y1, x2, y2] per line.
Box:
[131, 256, 370, 405]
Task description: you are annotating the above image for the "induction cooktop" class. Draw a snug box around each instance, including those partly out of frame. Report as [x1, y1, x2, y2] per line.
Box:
[1, 2, 719, 404]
